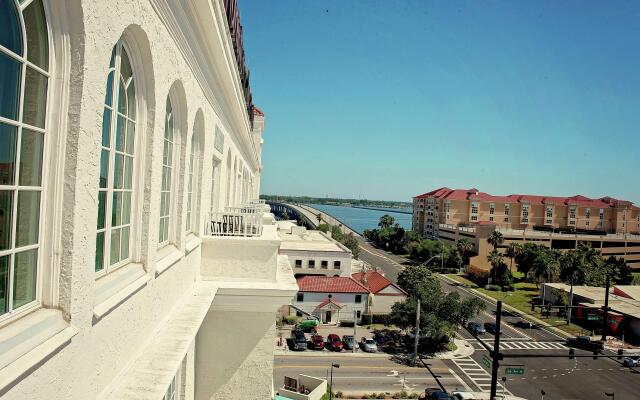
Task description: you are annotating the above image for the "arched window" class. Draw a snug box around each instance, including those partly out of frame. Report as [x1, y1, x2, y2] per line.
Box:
[96, 42, 136, 273]
[186, 120, 202, 234]
[159, 97, 174, 246]
[0, 0, 49, 316]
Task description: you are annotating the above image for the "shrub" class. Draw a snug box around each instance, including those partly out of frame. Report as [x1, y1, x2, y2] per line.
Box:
[368, 314, 390, 325]
[339, 320, 354, 328]
[466, 265, 489, 284]
[485, 284, 502, 291]
[282, 315, 298, 325]
[335, 391, 343, 399]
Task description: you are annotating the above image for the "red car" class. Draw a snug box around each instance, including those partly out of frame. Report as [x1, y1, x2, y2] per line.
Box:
[309, 334, 325, 350]
[326, 334, 344, 352]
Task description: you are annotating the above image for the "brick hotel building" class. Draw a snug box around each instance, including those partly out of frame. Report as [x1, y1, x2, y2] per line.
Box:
[413, 188, 640, 270]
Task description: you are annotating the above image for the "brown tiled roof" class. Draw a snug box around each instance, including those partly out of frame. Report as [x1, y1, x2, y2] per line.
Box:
[296, 276, 369, 294]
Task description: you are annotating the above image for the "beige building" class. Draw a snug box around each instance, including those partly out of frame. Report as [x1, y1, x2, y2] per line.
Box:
[413, 188, 640, 271]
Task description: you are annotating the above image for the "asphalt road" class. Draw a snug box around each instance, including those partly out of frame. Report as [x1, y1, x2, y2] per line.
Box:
[274, 355, 470, 396]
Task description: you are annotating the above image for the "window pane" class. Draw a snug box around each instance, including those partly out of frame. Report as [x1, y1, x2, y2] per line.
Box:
[126, 81, 136, 120]
[0, 122, 17, 185]
[104, 72, 114, 107]
[0, 255, 8, 315]
[111, 191, 121, 227]
[95, 231, 104, 272]
[23, 0, 49, 71]
[113, 153, 123, 189]
[22, 66, 48, 129]
[13, 248, 37, 309]
[162, 166, 170, 191]
[97, 191, 105, 229]
[0, 0, 23, 55]
[124, 156, 133, 189]
[18, 129, 44, 186]
[109, 46, 115, 68]
[120, 226, 129, 260]
[120, 47, 133, 82]
[117, 79, 127, 116]
[0, 55, 21, 121]
[121, 191, 131, 225]
[99, 149, 109, 188]
[126, 120, 135, 154]
[163, 218, 169, 242]
[110, 228, 120, 265]
[0, 191, 13, 251]
[115, 115, 125, 152]
[158, 218, 165, 243]
[102, 107, 111, 147]
[15, 191, 40, 247]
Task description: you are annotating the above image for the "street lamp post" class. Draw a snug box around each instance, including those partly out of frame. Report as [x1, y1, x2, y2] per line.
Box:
[329, 363, 340, 400]
[421, 254, 443, 272]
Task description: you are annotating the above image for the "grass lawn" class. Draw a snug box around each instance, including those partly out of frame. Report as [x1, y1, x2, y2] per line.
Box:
[445, 274, 586, 336]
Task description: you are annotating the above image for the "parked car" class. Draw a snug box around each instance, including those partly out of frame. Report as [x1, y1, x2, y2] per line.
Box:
[484, 322, 500, 335]
[297, 319, 319, 333]
[467, 322, 486, 335]
[450, 391, 476, 400]
[326, 334, 344, 352]
[360, 337, 378, 353]
[342, 335, 355, 351]
[290, 329, 307, 351]
[425, 388, 452, 400]
[308, 334, 325, 350]
[565, 336, 604, 353]
[623, 356, 640, 367]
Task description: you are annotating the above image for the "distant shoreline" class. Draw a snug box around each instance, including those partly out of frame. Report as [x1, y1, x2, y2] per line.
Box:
[260, 194, 412, 210]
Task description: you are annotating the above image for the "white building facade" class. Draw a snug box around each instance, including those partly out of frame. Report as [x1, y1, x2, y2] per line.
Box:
[292, 276, 369, 324]
[0, 1, 296, 399]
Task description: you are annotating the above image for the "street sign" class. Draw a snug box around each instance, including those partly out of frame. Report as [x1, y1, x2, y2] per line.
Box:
[505, 367, 525, 375]
[588, 315, 600, 321]
[482, 356, 492, 368]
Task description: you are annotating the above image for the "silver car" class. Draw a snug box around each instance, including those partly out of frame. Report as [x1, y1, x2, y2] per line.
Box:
[623, 356, 640, 367]
[360, 337, 378, 353]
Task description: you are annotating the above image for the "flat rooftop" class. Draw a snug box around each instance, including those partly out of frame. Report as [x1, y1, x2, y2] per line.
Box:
[276, 221, 350, 254]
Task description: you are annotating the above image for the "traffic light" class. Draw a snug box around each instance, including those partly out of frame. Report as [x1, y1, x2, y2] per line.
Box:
[569, 348, 575, 360]
[618, 349, 624, 360]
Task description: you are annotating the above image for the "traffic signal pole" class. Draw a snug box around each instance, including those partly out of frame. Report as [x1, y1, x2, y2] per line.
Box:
[601, 274, 610, 342]
[490, 300, 503, 400]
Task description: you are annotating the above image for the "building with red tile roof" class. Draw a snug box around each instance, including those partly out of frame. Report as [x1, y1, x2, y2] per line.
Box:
[296, 276, 369, 294]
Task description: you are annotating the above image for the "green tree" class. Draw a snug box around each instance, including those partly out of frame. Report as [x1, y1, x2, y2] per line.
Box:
[530, 248, 560, 287]
[504, 242, 521, 273]
[397, 264, 434, 297]
[281, 210, 290, 220]
[487, 230, 504, 251]
[317, 223, 331, 233]
[378, 214, 395, 229]
[604, 255, 633, 285]
[342, 233, 360, 259]
[456, 238, 473, 266]
[514, 242, 545, 276]
[330, 225, 344, 242]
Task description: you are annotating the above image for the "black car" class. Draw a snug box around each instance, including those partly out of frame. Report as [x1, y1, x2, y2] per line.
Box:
[565, 336, 604, 353]
[290, 329, 307, 351]
[342, 335, 355, 351]
[425, 388, 451, 400]
[467, 322, 486, 335]
[484, 322, 500, 335]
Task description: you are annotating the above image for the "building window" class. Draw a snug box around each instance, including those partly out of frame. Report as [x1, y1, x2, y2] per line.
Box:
[0, 0, 49, 316]
[308, 260, 315, 268]
[96, 43, 136, 273]
[600, 209, 604, 220]
[445, 202, 450, 214]
[209, 158, 219, 213]
[185, 132, 197, 232]
[569, 207, 576, 220]
[296, 293, 304, 302]
[356, 310, 361, 318]
[504, 216, 509, 223]
[545, 206, 553, 225]
[521, 204, 529, 224]
[489, 203, 495, 215]
[471, 215, 478, 221]
[504, 204, 510, 215]
[164, 375, 176, 400]
[471, 202, 479, 215]
[489, 216, 494, 222]
[321, 260, 328, 269]
[295, 259, 302, 268]
[355, 294, 362, 303]
[334, 261, 341, 269]
[158, 98, 174, 246]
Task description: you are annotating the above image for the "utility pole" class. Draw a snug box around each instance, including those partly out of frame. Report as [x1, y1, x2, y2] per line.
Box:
[490, 300, 503, 400]
[353, 310, 357, 353]
[413, 299, 421, 363]
[568, 275, 574, 325]
[601, 274, 611, 342]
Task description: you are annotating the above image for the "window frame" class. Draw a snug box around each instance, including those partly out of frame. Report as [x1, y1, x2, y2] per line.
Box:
[333, 260, 341, 269]
[0, 0, 51, 322]
[158, 96, 177, 248]
[296, 292, 304, 302]
[95, 41, 140, 277]
[355, 294, 362, 304]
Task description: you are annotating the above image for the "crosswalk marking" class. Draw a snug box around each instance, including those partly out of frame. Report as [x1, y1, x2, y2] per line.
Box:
[468, 339, 567, 351]
[452, 357, 512, 395]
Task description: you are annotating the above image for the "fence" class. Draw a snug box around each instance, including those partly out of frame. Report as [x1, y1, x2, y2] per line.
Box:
[206, 210, 263, 237]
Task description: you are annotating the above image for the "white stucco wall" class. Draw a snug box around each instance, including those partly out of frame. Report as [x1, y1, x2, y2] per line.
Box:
[292, 292, 368, 323]
[287, 251, 352, 277]
[0, 1, 278, 399]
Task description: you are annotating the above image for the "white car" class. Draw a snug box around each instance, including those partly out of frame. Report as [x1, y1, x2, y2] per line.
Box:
[623, 356, 640, 367]
[360, 337, 378, 353]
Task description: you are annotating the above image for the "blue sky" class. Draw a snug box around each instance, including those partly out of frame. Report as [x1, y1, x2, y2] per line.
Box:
[238, 0, 640, 203]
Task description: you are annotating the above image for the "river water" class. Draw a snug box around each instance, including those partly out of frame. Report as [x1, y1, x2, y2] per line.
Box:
[309, 204, 412, 234]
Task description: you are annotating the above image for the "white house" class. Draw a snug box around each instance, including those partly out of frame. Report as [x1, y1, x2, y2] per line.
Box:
[292, 276, 369, 324]
[0, 1, 296, 399]
[277, 221, 353, 277]
[352, 271, 407, 314]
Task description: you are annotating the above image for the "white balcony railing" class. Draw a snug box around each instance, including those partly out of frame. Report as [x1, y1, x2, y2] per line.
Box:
[206, 210, 263, 237]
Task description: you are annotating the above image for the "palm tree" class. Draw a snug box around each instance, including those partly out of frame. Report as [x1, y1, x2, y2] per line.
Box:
[487, 230, 504, 251]
[316, 213, 322, 224]
[456, 238, 473, 261]
[559, 250, 587, 323]
[504, 242, 521, 273]
[378, 214, 395, 229]
[487, 250, 504, 284]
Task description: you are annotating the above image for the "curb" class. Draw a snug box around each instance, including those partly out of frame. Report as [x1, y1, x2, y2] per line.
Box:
[439, 274, 572, 339]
